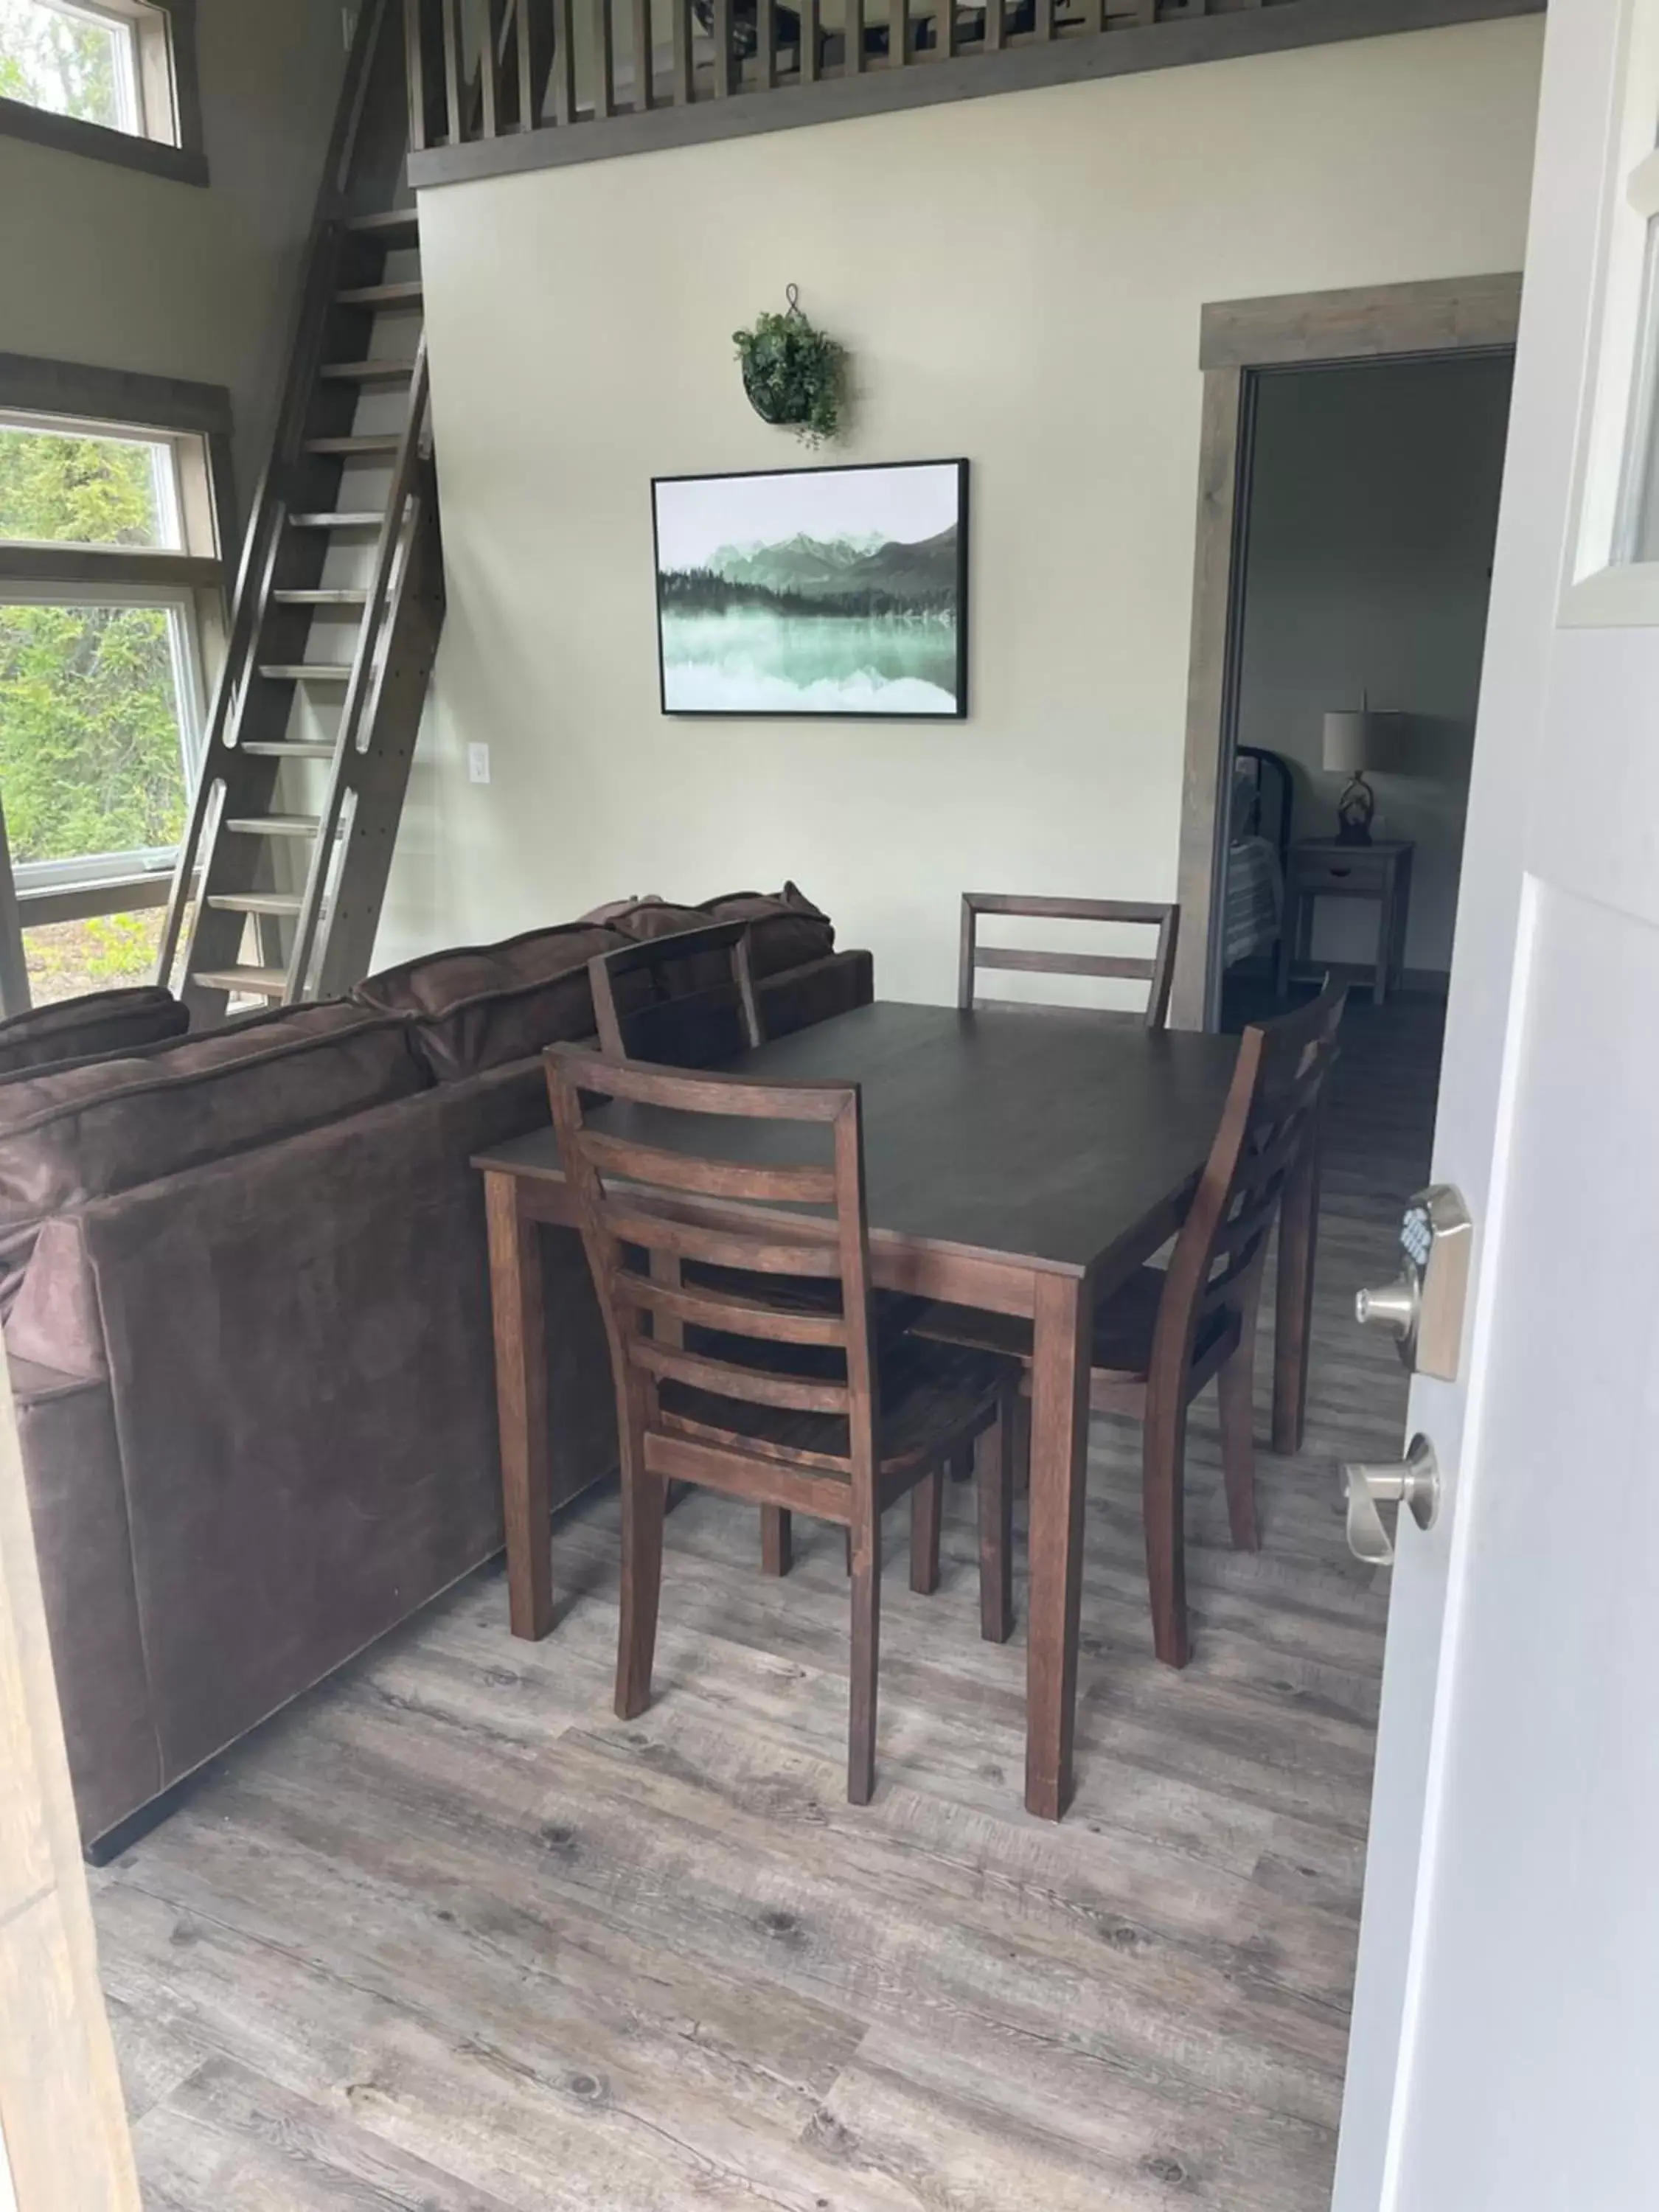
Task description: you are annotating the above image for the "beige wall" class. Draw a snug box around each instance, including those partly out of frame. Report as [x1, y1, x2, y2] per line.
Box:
[388, 17, 1544, 1002]
[1234, 351, 1514, 976]
[0, 0, 348, 517]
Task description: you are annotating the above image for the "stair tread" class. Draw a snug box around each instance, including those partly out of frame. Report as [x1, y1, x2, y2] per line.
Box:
[224, 815, 319, 835]
[335, 279, 422, 305]
[291, 511, 383, 529]
[271, 588, 370, 604]
[240, 740, 338, 759]
[344, 208, 419, 238]
[319, 358, 417, 381]
[302, 434, 403, 456]
[259, 663, 354, 681]
[192, 966, 290, 997]
[206, 891, 304, 914]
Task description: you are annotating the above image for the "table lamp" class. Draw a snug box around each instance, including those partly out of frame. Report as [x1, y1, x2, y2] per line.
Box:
[1322, 706, 1408, 845]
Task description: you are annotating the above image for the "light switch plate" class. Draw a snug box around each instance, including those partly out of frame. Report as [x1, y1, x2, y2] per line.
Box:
[467, 742, 491, 785]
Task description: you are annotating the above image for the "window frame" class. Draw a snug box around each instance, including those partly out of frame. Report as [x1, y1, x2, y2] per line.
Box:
[0, 354, 231, 1005]
[0, 0, 206, 187]
[1561, 0, 1659, 625]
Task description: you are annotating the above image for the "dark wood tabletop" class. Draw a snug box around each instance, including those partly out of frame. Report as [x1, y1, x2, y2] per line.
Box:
[475, 1001, 1241, 1281]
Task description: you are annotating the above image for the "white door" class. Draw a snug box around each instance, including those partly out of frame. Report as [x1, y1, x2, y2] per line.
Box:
[1334, 1, 1659, 2205]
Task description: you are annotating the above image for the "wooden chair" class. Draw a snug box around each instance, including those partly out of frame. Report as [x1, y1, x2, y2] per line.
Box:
[546, 1046, 1017, 1804]
[589, 919, 762, 1067]
[958, 894, 1180, 1030]
[917, 978, 1346, 1668]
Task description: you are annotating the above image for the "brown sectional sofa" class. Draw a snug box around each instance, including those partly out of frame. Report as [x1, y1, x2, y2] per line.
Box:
[4, 886, 871, 1856]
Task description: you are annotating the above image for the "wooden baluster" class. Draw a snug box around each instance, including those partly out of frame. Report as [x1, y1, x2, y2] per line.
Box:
[552, 0, 576, 118]
[712, 0, 734, 91]
[480, 0, 504, 132]
[1033, 0, 1051, 36]
[890, 0, 905, 63]
[1138, 0, 1157, 21]
[801, 0, 819, 76]
[758, 0, 776, 87]
[983, 0, 1001, 46]
[672, 0, 693, 100]
[442, 0, 463, 138]
[594, 0, 616, 114]
[847, 0, 863, 72]
[632, 0, 655, 105]
[517, 0, 554, 126]
[936, 0, 955, 59]
[404, 0, 428, 148]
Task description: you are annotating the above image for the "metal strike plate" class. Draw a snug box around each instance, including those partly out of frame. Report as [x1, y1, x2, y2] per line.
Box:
[1354, 1184, 1473, 1381]
[1343, 1434, 1440, 1565]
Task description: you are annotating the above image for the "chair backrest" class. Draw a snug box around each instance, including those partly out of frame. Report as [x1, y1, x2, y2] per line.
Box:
[1154, 976, 1348, 1370]
[546, 1045, 879, 1511]
[957, 894, 1180, 1030]
[589, 919, 762, 1068]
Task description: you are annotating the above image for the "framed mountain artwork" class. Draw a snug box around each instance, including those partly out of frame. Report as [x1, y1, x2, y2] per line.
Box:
[651, 459, 969, 719]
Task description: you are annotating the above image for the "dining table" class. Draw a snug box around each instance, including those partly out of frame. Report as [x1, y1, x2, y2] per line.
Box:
[473, 999, 1320, 1820]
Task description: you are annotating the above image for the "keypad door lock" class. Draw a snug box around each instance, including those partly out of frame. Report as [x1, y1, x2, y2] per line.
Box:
[1354, 1183, 1473, 1381]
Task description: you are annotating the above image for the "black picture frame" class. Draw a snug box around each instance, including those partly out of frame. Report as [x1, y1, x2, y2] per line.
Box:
[650, 456, 970, 721]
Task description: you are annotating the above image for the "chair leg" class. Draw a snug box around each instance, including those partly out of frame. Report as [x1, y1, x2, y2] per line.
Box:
[848, 1514, 882, 1805]
[978, 1405, 1015, 1644]
[760, 1506, 793, 1576]
[616, 1464, 666, 1719]
[1142, 1394, 1190, 1669]
[1011, 1388, 1032, 1499]
[909, 1465, 945, 1595]
[1216, 1342, 1261, 1553]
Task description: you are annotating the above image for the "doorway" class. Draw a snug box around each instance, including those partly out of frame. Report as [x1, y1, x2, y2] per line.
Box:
[1216, 349, 1515, 1089]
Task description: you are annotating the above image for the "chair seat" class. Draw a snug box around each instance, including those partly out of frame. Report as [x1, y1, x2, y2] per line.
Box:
[911, 1267, 1234, 1383]
[659, 1332, 1009, 1481]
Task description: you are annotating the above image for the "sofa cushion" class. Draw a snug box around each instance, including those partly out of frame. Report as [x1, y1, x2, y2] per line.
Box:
[696, 883, 836, 979]
[0, 1000, 425, 1312]
[352, 922, 627, 1081]
[0, 984, 187, 1077]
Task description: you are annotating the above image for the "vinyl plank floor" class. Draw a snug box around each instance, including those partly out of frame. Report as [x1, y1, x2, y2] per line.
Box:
[94, 992, 1440, 2211]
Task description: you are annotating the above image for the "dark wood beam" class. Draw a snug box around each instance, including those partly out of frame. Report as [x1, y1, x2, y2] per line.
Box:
[407, 0, 1543, 187]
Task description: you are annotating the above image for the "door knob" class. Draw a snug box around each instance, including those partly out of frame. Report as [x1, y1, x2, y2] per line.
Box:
[1342, 1433, 1440, 1565]
[1355, 1277, 1417, 1338]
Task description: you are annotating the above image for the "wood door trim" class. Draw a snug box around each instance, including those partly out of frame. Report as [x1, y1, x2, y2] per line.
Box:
[1172, 271, 1522, 1029]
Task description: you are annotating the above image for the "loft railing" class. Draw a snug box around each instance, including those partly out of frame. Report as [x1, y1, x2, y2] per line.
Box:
[403, 0, 1541, 183]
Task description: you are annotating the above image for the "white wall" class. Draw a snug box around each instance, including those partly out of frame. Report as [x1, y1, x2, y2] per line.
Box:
[1234, 352, 1514, 976]
[0, 0, 348, 514]
[387, 17, 1543, 1000]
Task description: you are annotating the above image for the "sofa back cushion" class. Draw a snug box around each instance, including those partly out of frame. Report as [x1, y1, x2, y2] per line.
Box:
[0, 985, 188, 1078]
[352, 922, 627, 1081]
[695, 883, 835, 980]
[0, 1000, 425, 1312]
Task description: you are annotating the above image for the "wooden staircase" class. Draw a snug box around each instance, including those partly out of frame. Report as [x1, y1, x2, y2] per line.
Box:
[157, 0, 442, 1020]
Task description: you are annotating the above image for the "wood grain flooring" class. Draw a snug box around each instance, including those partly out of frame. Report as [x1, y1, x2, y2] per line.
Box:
[90, 995, 1441, 2211]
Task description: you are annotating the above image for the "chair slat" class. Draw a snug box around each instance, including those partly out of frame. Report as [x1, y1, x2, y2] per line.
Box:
[604, 1203, 843, 1279]
[632, 1338, 850, 1414]
[614, 1269, 850, 1346]
[585, 1130, 837, 1206]
[555, 1043, 849, 1122]
[974, 946, 1158, 983]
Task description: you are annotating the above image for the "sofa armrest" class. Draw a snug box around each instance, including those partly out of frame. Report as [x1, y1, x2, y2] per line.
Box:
[7, 1354, 161, 1848]
[52, 1060, 613, 1791]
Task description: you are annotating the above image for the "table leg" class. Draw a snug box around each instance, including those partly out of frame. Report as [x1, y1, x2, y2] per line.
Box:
[1025, 1271, 1091, 1821]
[485, 1170, 552, 1640]
[1374, 885, 1391, 1006]
[1272, 1113, 1321, 1455]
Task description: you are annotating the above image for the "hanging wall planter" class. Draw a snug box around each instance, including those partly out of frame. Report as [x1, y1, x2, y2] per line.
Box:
[734, 287, 846, 448]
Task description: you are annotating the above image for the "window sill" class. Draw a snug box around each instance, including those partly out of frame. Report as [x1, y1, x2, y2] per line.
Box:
[0, 94, 207, 188]
[14, 872, 177, 928]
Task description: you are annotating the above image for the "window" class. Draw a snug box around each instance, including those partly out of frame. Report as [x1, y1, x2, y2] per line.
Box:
[0, 0, 205, 182]
[1564, 0, 1659, 623]
[0, 372, 229, 1012]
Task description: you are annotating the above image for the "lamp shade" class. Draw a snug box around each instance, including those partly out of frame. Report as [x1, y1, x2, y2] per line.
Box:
[1323, 709, 1409, 776]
